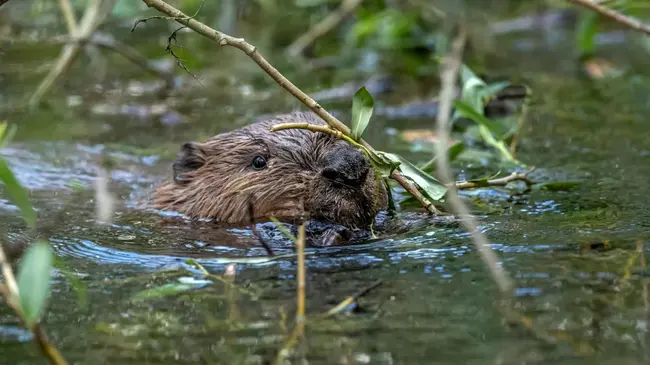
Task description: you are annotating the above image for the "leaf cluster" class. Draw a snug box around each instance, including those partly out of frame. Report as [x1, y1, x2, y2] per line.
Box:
[347, 62, 530, 210]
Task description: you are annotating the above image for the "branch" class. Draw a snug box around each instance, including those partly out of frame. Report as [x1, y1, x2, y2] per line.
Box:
[433, 25, 513, 295]
[320, 279, 382, 318]
[273, 222, 307, 365]
[28, 0, 106, 108]
[136, 0, 439, 215]
[0, 246, 69, 365]
[37, 32, 175, 87]
[286, 0, 363, 57]
[58, 0, 78, 35]
[454, 171, 535, 190]
[568, 0, 650, 36]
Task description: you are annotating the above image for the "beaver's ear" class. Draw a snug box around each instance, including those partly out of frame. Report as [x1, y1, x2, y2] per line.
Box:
[173, 142, 206, 184]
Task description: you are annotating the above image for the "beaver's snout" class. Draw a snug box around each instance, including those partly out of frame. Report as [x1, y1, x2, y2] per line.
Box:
[320, 145, 370, 187]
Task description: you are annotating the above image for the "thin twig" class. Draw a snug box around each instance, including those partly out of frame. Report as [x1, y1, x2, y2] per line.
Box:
[286, 0, 363, 57]
[166, 26, 202, 85]
[0, 245, 19, 304]
[270, 122, 346, 139]
[224, 263, 240, 325]
[185, 260, 261, 297]
[454, 171, 535, 190]
[320, 279, 382, 318]
[434, 25, 513, 294]
[136, 0, 438, 215]
[568, 0, 650, 36]
[296, 222, 306, 333]
[58, 0, 78, 35]
[272, 222, 307, 365]
[43, 33, 174, 87]
[28, 0, 106, 108]
[639, 240, 649, 361]
[0, 245, 69, 365]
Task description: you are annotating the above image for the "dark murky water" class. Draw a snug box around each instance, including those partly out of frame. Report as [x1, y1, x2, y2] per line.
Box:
[1, 7, 650, 365]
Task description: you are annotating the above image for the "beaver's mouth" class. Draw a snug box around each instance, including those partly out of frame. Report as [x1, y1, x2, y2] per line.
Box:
[308, 184, 377, 228]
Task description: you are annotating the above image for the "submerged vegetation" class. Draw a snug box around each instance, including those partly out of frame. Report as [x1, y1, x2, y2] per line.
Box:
[1, 0, 650, 364]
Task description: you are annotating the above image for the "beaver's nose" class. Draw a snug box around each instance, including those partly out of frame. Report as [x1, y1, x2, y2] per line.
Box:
[320, 146, 370, 187]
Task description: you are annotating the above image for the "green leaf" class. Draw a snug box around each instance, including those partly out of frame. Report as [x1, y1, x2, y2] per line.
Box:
[479, 81, 511, 103]
[17, 241, 53, 327]
[460, 63, 486, 93]
[0, 158, 36, 228]
[576, 11, 599, 57]
[350, 86, 374, 141]
[366, 149, 401, 177]
[478, 125, 518, 163]
[0, 122, 17, 149]
[454, 100, 505, 137]
[381, 152, 447, 202]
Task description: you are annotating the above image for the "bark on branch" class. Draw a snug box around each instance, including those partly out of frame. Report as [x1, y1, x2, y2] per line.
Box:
[568, 0, 650, 36]
[433, 25, 514, 295]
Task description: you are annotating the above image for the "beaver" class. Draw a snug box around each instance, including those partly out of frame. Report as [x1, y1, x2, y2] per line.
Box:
[153, 111, 389, 245]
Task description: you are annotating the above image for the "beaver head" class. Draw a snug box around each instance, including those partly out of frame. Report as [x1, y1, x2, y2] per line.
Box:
[153, 111, 388, 229]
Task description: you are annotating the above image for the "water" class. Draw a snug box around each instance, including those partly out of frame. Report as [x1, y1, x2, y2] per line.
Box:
[1, 5, 650, 365]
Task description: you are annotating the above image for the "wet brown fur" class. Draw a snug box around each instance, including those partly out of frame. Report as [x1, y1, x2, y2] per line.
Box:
[153, 111, 388, 229]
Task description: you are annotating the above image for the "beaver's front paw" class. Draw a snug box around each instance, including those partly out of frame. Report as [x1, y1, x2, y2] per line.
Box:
[309, 227, 347, 247]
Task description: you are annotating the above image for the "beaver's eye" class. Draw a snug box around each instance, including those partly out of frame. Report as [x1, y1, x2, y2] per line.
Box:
[251, 155, 267, 170]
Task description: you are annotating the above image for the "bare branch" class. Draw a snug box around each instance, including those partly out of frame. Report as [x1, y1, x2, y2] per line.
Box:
[0, 245, 69, 365]
[287, 0, 363, 57]
[58, 0, 78, 35]
[434, 25, 513, 294]
[28, 0, 107, 108]
[165, 26, 203, 85]
[454, 171, 535, 190]
[321, 279, 382, 317]
[568, 0, 650, 36]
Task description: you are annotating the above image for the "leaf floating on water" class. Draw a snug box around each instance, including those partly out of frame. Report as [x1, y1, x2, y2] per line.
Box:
[0, 158, 36, 228]
[350, 86, 374, 141]
[381, 152, 447, 202]
[17, 241, 53, 328]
